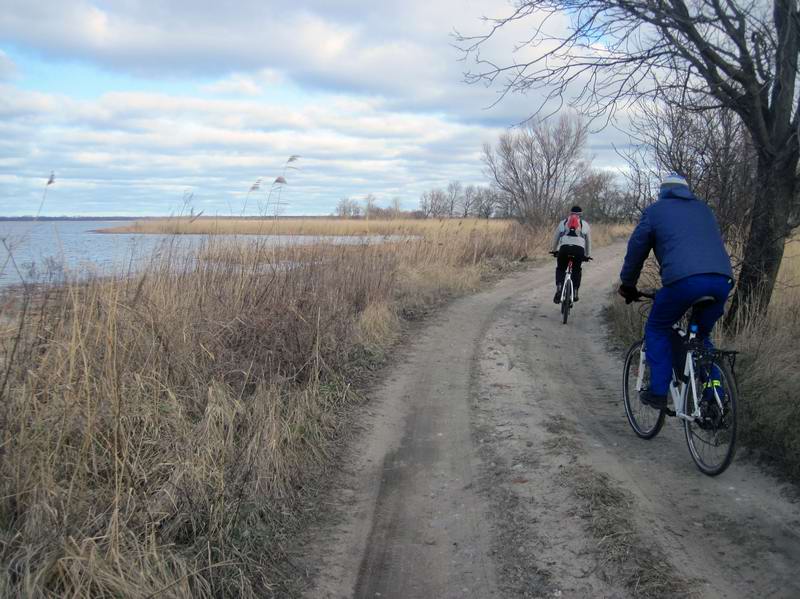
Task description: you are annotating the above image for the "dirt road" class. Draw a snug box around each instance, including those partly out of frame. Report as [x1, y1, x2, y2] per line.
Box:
[299, 242, 800, 599]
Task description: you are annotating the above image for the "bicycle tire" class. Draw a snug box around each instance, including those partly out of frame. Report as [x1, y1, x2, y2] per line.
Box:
[684, 358, 737, 476]
[622, 339, 665, 439]
[561, 279, 572, 325]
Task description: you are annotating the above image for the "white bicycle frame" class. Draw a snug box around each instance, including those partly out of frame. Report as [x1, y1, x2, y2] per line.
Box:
[560, 264, 574, 304]
[635, 326, 724, 422]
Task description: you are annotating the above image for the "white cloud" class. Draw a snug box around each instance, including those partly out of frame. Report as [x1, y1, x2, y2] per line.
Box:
[0, 50, 16, 80]
[201, 75, 263, 96]
[0, 1, 545, 110]
[0, 83, 503, 215]
[0, 1, 631, 216]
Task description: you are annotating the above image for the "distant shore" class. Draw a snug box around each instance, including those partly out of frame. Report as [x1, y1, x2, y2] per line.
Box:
[0, 216, 140, 222]
[1, 215, 361, 222]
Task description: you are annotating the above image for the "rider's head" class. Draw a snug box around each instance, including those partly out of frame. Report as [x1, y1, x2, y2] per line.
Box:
[660, 172, 689, 190]
[570, 205, 582, 214]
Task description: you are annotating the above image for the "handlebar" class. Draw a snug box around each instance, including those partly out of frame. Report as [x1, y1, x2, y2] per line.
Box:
[624, 289, 656, 304]
[550, 252, 592, 262]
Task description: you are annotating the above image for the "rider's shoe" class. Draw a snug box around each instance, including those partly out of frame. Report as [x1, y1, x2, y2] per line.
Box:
[702, 378, 723, 402]
[553, 285, 562, 304]
[573, 289, 580, 302]
[639, 389, 667, 410]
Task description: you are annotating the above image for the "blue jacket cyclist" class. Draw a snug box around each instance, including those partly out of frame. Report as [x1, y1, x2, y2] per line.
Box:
[618, 173, 733, 410]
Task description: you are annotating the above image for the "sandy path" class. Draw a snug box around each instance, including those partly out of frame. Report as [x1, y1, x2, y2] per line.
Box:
[299, 242, 800, 599]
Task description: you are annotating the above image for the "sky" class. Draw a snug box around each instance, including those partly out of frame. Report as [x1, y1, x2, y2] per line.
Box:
[0, 1, 630, 216]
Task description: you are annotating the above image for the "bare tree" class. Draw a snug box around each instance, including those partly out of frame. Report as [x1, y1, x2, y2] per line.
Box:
[483, 113, 590, 225]
[419, 191, 432, 218]
[364, 193, 378, 219]
[446, 181, 463, 217]
[460, 185, 479, 217]
[457, 0, 800, 320]
[571, 170, 635, 223]
[336, 197, 361, 218]
[391, 196, 403, 218]
[419, 188, 451, 217]
[626, 98, 759, 249]
[474, 187, 499, 218]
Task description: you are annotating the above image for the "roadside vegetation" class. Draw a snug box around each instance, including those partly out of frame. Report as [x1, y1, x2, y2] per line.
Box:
[0, 220, 626, 597]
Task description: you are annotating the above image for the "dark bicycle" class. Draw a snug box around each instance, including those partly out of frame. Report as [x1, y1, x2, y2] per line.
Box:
[622, 292, 738, 476]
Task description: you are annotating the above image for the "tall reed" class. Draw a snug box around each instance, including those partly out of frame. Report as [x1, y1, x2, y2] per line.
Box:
[0, 222, 625, 596]
[102, 217, 519, 238]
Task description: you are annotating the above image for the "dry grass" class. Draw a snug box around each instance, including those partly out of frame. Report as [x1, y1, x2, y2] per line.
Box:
[560, 464, 695, 598]
[727, 255, 800, 479]
[0, 221, 625, 596]
[100, 217, 516, 238]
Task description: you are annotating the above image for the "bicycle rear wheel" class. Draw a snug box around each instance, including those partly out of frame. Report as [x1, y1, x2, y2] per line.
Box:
[684, 358, 737, 476]
[622, 340, 665, 439]
[561, 279, 572, 324]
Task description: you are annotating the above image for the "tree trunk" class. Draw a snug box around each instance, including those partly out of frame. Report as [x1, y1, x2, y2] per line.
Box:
[725, 151, 797, 328]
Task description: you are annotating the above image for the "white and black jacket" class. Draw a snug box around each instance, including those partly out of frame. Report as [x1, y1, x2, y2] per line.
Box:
[551, 218, 591, 256]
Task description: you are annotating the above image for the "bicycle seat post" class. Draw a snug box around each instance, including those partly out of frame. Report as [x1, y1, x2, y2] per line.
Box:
[688, 296, 716, 338]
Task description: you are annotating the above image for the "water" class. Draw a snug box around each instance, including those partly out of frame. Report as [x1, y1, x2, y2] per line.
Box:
[0, 220, 393, 287]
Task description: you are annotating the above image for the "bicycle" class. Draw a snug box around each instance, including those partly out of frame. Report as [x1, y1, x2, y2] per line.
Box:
[551, 252, 591, 325]
[622, 292, 738, 476]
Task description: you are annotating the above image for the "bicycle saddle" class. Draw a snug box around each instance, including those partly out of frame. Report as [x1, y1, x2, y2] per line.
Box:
[690, 295, 716, 311]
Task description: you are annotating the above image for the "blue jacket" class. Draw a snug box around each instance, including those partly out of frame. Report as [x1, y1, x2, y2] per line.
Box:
[620, 185, 733, 287]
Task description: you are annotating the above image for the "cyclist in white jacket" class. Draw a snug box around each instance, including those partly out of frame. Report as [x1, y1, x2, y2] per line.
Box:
[551, 205, 592, 303]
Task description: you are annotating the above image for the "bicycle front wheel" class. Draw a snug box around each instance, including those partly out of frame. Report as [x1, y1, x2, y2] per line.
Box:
[684, 358, 737, 476]
[622, 340, 665, 439]
[561, 279, 572, 324]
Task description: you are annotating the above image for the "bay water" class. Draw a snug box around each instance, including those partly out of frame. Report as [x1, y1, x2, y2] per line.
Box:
[0, 220, 390, 288]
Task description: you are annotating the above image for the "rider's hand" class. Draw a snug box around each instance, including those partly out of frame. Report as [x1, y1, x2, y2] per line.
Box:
[618, 284, 639, 304]
[584, 256, 593, 262]
[550, 251, 559, 257]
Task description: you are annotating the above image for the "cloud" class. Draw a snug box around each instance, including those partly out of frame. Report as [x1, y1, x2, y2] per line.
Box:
[0, 50, 16, 80]
[0, 1, 540, 108]
[0, 1, 632, 216]
[200, 69, 283, 96]
[0, 83, 502, 215]
[201, 75, 263, 97]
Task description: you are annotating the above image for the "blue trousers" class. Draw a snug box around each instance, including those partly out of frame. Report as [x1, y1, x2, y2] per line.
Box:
[645, 274, 733, 395]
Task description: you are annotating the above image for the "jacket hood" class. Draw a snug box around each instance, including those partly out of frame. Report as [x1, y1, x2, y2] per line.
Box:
[659, 185, 695, 201]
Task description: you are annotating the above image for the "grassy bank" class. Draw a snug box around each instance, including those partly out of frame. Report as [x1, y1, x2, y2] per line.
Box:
[0, 220, 626, 596]
[100, 216, 516, 238]
[605, 250, 800, 482]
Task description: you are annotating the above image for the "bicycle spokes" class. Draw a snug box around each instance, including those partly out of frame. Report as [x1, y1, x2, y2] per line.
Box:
[684, 358, 737, 476]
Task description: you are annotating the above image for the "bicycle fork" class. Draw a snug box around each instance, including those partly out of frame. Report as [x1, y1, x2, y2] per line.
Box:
[560, 277, 572, 304]
[560, 262, 574, 304]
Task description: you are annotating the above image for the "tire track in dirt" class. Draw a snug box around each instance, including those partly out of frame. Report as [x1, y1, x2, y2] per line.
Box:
[299, 242, 800, 599]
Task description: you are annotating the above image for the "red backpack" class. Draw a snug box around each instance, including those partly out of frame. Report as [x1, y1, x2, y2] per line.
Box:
[565, 214, 582, 236]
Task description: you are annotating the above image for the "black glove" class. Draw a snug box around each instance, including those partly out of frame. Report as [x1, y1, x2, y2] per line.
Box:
[550, 251, 559, 257]
[584, 256, 593, 262]
[618, 284, 639, 304]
